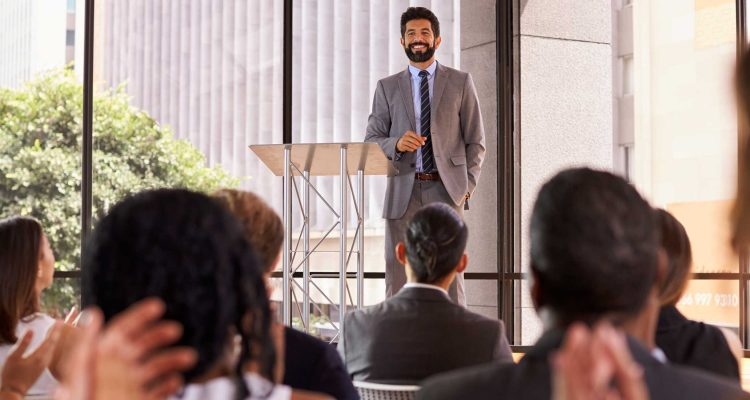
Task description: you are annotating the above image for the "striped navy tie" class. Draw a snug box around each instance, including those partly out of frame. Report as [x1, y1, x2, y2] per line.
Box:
[419, 70, 434, 173]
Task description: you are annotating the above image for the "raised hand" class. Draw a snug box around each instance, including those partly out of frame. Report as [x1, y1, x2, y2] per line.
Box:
[552, 323, 648, 400]
[1, 322, 63, 398]
[64, 307, 80, 326]
[55, 298, 197, 400]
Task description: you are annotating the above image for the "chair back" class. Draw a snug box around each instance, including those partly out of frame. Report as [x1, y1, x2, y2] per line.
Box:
[353, 381, 420, 400]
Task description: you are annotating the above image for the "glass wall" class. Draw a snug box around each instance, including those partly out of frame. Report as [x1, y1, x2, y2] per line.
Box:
[2, 0, 490, 342]
[94, 0, 283, 208]
[0, 0, 83, 317]
[630, 0, 740, 333]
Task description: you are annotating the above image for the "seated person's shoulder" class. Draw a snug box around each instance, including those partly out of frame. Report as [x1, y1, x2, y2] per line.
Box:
[345, 302, 388, 322]
[453, 306, 506, 331]
[418, 361, 515, 400]
[649, 362, 750, 399]
[285, 326, 329, 352]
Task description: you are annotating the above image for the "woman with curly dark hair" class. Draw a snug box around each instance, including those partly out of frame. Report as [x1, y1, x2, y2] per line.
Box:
[83, 189, 329, 400]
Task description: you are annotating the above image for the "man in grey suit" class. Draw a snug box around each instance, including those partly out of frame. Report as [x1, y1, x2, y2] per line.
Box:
[418, 169, 750, 400]
[365, 7, 486, 305]
[337, 204, 512, 384]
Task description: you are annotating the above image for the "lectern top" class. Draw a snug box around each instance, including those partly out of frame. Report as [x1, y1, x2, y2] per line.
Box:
[250, 142, 393, 177]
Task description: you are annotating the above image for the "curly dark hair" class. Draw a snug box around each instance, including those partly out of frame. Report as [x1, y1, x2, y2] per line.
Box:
[400, 7, 440, 38]
[404, 203, 468, 284]
[82, 189, 274, 399]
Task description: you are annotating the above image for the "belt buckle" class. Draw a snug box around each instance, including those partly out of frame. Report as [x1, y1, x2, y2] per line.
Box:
[416, 172, 438, 181]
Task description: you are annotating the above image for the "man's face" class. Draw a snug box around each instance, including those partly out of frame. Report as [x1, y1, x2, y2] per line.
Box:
[401, 19, 441, 63]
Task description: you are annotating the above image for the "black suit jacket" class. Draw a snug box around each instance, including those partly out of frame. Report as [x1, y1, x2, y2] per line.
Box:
[337, 286, 513, 384]
[418, 329, 749, 400]
[656, 305, 740, 381]
[283, 327, 358, 400]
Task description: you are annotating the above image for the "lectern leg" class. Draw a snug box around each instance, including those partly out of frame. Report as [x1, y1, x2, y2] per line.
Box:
[339, 146, 348, 338]
[302, 170, 311, 333]
[357, 169, 365, 309]
[282, 146, 292, 326]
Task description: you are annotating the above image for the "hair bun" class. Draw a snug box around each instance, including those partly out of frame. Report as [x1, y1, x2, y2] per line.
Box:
[415, 238, 438, 276]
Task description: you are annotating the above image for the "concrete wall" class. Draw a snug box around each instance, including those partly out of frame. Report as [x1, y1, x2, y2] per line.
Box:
[461, 0, 500, 320]
[515, 0, 615, 344]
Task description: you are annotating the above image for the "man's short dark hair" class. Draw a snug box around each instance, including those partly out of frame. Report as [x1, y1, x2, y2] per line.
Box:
[405, 203, 467, 284]
[400, 7, 440, 38]
[530, 168, 658, 325]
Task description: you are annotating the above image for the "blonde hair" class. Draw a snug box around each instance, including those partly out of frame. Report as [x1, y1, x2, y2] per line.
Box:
[655, 209, 693, 306]
[213, 189, 283, 273]
[731, 48, 750, 250]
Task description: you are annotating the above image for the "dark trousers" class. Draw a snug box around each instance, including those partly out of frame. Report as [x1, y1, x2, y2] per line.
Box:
[384, 179, 466, 305]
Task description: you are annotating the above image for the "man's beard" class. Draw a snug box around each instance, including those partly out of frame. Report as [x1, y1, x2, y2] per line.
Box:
[404, 41, 436, 63]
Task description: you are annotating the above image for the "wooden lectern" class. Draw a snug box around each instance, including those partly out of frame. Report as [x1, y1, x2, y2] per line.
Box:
[251, 143, 391, 342]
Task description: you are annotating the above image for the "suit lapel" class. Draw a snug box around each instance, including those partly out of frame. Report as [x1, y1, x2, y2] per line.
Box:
[398, 69, 417, 132]
[431, 62, 448, 131]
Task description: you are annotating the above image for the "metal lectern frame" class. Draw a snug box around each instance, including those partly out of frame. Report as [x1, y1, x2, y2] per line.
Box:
[252, 142, 388, 343]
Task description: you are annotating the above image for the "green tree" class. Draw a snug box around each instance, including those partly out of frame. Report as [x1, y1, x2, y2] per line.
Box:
[0, 69, 238, 315]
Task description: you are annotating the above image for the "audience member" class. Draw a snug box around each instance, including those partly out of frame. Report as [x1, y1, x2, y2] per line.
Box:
[213, 188, 358, 400]
[654, 208, 742, 381]
[82, 189, 331, 400]
[418, 168, 750, 400]
[338, 203, 512, 384]
[0, 216, 78, 397]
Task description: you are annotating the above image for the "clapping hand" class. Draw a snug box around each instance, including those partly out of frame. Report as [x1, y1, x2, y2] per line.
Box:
[0, 322, 63, 399]
[551, 323, 648, 400]
[55, 298, 197, 400]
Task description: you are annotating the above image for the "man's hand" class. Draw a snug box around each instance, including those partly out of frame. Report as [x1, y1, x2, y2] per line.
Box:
[396, 131, 426, 153]
[551, 323, 647, 400]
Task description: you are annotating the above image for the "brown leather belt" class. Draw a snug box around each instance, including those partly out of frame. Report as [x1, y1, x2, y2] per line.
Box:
[415, 172, 440, 181]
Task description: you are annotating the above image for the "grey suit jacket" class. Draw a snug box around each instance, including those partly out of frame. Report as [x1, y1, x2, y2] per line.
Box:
[365, 63, 486, 219]
[337, 286, 513, 384]
[418, 329, 750, 400]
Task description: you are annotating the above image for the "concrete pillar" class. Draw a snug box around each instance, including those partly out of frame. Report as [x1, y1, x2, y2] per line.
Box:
[442, 0, 616, 342]
[461, 0, 500, 319]
[516, 0, 614, 343]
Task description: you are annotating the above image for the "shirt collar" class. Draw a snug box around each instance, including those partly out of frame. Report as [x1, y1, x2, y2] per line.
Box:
[651, 347, 668, 364]
[402, 282, 449, 297]
[408, 60, 438, 79]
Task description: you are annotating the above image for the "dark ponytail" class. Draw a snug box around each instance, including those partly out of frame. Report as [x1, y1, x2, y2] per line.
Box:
[404, 203, 468, 283]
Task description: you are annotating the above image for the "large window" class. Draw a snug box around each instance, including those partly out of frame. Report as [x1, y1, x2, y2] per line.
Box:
[498, 0, 750, 350]
[0, 0, 83, 317]
[2, 0, 501, 341]
[630, 0, 740, 334]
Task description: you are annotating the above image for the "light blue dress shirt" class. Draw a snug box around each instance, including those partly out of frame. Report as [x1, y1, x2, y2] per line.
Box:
[408, 61, 437, 173]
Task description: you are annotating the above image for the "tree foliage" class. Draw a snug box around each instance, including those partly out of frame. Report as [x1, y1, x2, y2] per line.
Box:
[0, 69, 238, 314]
